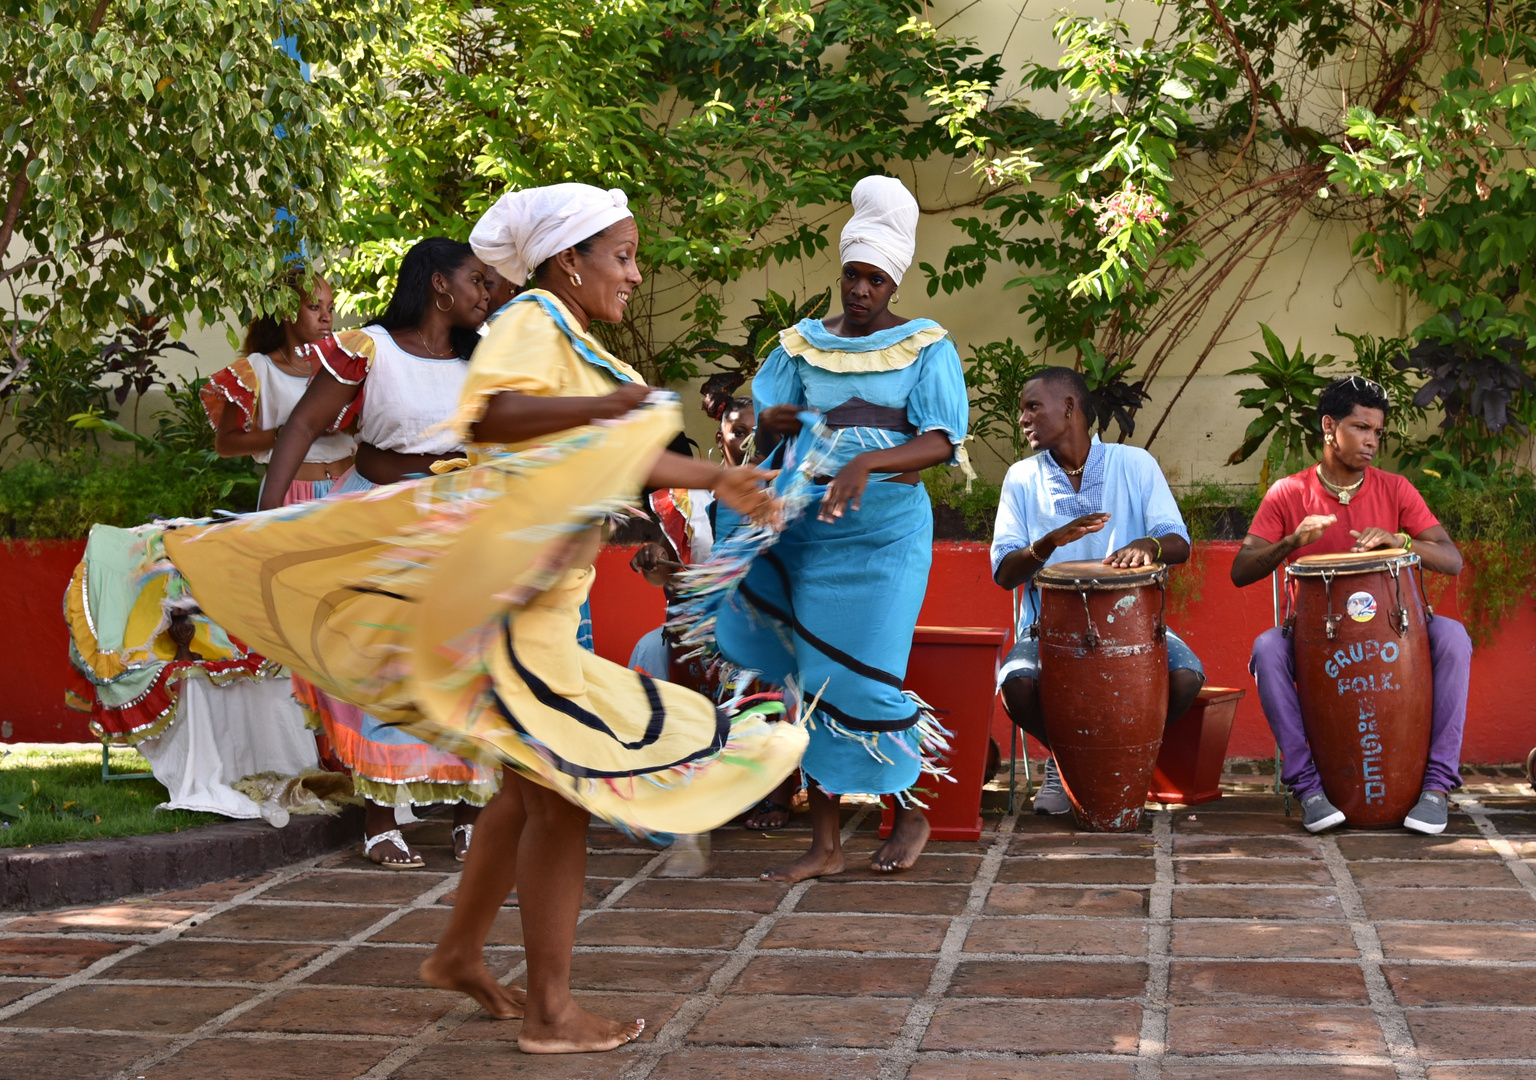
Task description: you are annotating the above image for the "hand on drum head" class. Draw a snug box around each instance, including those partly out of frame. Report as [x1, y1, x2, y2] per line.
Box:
[1047, 512, 1110, 549]
[1289, 514, 1336, 548]
[1103, 538, 1159, 568]
[1350, 527, 1400, 552]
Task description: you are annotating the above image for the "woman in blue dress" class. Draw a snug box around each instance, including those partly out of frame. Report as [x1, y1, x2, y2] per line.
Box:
[714, 175, 970, 880]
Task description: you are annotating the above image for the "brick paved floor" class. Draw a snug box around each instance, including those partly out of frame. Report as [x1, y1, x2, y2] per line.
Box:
[2, 777, 1534, 1080]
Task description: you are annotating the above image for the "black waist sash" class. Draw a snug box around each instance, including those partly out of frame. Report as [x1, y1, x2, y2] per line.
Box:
[822, 397, 916, 434]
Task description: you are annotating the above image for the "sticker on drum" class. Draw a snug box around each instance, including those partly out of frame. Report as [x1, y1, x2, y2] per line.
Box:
[1347, 591, 1377, 622]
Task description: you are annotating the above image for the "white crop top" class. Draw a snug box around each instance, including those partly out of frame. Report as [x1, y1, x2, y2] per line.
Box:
[353, 326, 469, 456]
[246, 352, 357, 465]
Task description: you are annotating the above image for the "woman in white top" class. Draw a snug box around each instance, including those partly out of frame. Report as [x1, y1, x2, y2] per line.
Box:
[258, 238, 498, 868]
[261, 238, 490, 502]
[201, 273, 357, 505]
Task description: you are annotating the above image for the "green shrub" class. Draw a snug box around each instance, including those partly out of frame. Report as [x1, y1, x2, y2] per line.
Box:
[1177, 481, 1262, 542]
[0, 450, 258, 540]
[1415, 459, 1536, 645]
[923, 467, 1002, 538]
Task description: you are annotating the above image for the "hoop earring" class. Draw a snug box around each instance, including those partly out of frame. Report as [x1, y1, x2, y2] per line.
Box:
[434, 292, 454, 312]
[891, 292, 900, 305]
[569, 273, 582, 287]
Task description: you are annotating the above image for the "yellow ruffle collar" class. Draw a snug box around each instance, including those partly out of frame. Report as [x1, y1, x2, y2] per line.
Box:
[777, 322, 950, 374]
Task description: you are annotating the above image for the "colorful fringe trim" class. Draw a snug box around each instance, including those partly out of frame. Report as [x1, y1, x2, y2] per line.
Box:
[88, 656, 278, 746]
[665, 417, 955, 795]
[665, 414, 835, 693]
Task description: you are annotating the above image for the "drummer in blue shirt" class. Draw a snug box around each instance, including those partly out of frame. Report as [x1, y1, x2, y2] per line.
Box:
[990, 367, 1206, 814]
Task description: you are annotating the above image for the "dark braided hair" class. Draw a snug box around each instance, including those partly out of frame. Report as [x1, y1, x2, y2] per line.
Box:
[701, 371, 748, 421]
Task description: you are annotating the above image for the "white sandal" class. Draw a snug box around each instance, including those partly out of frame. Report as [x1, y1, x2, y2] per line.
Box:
[364, 828, 426, 869]
[452, 824, 474, 863]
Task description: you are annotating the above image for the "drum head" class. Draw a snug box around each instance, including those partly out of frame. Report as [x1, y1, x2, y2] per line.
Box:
[1289, 548, 1418, 577]
[1036, 559, 1166, 590]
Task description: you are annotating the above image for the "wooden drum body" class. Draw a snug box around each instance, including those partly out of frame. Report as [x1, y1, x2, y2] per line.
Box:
[1035, 561, 1169, 832]
[1286, 549, 1433, 828]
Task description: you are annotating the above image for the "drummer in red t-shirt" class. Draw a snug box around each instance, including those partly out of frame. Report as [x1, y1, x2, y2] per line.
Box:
[1231, 376, 1472, 835]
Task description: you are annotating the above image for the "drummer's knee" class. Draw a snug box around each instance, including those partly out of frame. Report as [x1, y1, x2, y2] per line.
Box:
[1429, 616, 1473, 664]
[1168, 667, 1204, 721]
[1250, 627, 1290, 673]
[1000, 676, 1042, 739]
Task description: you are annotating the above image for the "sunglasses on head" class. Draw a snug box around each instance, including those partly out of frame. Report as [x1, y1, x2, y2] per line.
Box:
[1345, 374, 1389, 403]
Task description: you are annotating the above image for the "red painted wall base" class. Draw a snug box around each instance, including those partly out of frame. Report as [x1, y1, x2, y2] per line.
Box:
[589, 542, 1536, 766]
[1, 540, 93, 743]
[11, 540, 1534, 764]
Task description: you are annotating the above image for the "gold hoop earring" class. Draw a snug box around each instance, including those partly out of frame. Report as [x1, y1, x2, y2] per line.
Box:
[891, 292, 900, 304]
[569, 273, 582, 287]
[434, 292, 454, 312]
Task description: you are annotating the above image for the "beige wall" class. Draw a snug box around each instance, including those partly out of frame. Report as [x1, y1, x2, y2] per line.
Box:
[40, 0, 1406, 492]
[654, 0, 1410, 489]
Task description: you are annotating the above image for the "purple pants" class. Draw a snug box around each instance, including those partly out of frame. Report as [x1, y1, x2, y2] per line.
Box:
[1249, 617, 1472, 797]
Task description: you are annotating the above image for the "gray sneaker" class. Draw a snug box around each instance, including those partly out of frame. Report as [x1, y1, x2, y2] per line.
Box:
[1403, 790, 1449, 835]
[1300, 791, 1346, 833]
[1032, 755, 1072, 816]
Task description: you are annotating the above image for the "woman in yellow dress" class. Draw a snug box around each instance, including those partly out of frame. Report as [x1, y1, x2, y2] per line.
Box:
[156, 184, 806, 1053]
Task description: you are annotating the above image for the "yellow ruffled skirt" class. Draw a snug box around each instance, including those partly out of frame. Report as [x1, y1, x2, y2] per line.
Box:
[160, 401, 806, 835]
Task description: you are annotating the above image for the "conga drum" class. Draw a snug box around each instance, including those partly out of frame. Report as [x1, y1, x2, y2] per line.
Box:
[1034, 561, 1169, 832]
[1286, 549, 1433, 827]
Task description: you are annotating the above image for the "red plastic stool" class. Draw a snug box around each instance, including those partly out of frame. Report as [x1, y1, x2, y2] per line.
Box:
[1147, 686, 1246, 806]
[880, 625, 1009, 842]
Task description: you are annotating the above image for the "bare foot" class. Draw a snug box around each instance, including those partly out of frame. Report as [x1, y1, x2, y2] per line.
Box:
[518, 1002, 644, 1054]
[656, 833, 711, 878]
[871, 809, 930, 873]
[760, 845, 843, 883]
[743, 799, 792, 830]
[419, 950, 525, 1019]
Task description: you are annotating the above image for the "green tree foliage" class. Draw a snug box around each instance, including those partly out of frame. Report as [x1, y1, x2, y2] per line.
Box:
[328, 0, 1003, 383]
[963, 338, 1040, 466]
[923, 1, 1536, 461]
[1227, 324, 1333, 485]
[691, 288, 831, 380]
[0, 0, 408, 394]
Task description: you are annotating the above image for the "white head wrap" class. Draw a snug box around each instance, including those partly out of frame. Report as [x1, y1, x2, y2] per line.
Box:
[470, 183, 633, 286]
[838, 175, 919, 284]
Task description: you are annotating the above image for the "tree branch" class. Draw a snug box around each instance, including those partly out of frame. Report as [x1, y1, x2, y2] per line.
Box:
[86, 0, 114, 33]
[0, 150, 38, 263]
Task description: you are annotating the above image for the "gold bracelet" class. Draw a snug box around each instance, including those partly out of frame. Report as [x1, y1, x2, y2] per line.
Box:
[1147, 535, 1162, 561]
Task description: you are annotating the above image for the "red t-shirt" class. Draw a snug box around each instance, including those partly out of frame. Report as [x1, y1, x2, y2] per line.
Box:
[1248, 466, 1440, 561]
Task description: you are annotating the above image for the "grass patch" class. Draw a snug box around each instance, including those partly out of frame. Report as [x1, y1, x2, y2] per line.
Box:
[0, 746, 224, 848]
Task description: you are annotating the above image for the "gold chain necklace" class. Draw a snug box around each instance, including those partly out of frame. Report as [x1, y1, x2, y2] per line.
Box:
[1051, 451, 1088, 477]
[414, 329, 455, 358]
[1316, 463, 1365, 505]
[272, 345, 309, 378]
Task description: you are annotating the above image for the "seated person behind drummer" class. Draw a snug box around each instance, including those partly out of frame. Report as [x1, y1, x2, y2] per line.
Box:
[1231, 376, 1471, 836]
[991, 366, 1206, 815]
